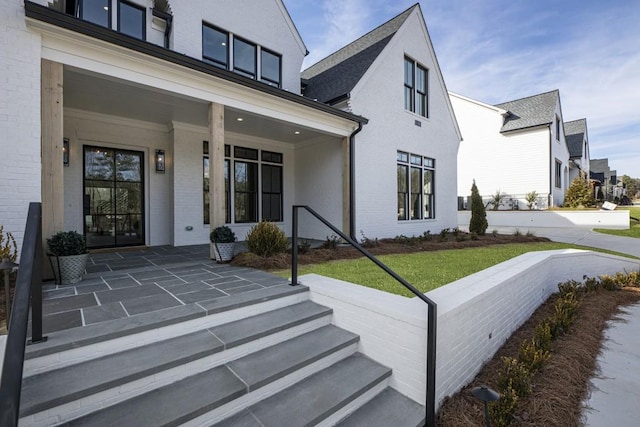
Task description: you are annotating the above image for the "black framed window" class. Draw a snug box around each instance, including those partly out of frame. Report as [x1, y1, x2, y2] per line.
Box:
[233, 37, 257, 78]
[404, 57, 429, 118]
[398, 151, 435, 220]
[261, 49, 281, 87]
[555, 160, 562, 188]
[555, 116, 561, 140]
[204, 144, 283, 224]
[118, 0, 145, 40]
[203, 24, 229, 68]
[78, 0, 110, 28]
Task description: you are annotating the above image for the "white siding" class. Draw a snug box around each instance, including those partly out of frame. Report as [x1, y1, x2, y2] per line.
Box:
[452, 94, 555, 208]
[550, 99, 570, 206]
[348, 10, 460, 239]
[0, 0, 43, 251]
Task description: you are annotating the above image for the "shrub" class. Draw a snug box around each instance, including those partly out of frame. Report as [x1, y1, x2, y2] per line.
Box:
[489, 384, 518, 427]
[525, 191, 538, 210]
[320, 234, 340, 250]
[360, 231, 380, 248]
[246, 221, 288, 257]
[533, 320, 553, 352]
[470, 232, 479, 241]
[439, 228, 450, 241]
[210, 225, 236, 243]
[518, 339, 550, 373]
[47, 231, 86, 256]
[469, 180, 488, 235]
[0, 225, 18, 262]
[297, 239, 311, 254]
[564, 171, 595, 208]
[497, 357, 532, 397]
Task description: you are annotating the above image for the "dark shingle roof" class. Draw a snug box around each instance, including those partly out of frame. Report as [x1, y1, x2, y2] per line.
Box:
[564, 118, 587, 158]
[494, 90, 559, 133]
[301, 5, 417, 104]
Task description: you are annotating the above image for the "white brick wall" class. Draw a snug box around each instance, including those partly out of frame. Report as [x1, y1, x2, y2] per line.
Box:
[458, 209, 630, 230]
[0, 0, 43, 254]
[301, 249, 640, 408]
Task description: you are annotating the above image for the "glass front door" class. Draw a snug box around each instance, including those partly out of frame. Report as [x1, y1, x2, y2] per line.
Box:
[83, 146, 145, 248]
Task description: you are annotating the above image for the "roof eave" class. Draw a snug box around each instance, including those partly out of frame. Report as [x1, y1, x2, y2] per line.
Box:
[24, 1, 368, 125]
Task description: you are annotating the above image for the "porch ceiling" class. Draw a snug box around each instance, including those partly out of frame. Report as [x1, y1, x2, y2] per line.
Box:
[63, 67, 335, 144]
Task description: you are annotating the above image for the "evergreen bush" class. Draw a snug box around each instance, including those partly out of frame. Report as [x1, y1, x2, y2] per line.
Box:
[47, 231, 87, 256]
[246, 221, 289, 257]
[469, 180, 488, 235]
[564, 172, 595, 208]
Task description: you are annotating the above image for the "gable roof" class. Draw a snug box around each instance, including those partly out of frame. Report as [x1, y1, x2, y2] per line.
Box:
[301, 5, 416, 104]
[564, 118, 587, 158]
[494, 90, 559, 133]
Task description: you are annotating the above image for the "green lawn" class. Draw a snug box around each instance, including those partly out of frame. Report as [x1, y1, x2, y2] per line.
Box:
[274, 242, 633, 297]
[595, 207, 640, 238]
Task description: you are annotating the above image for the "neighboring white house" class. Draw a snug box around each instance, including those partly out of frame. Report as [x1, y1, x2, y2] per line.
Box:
[302, 4, 462, 239]
[1, 1, 461, 250]
[565, 118, 590, 183]
[451, 90, 571, 209]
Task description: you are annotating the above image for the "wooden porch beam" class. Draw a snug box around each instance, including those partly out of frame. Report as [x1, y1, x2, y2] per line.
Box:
[208, 102, 226, 228]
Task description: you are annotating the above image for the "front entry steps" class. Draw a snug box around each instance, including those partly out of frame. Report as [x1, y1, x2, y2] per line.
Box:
[20, 285, 425, 426]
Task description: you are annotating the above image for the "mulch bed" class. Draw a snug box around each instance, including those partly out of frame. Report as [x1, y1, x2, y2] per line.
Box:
[231, 233, 550, 271]
[436, 287, 640, 426]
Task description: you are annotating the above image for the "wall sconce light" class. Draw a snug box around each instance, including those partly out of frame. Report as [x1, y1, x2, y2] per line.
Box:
[155, 149, 165, 173]
[63, 138, 69, 167]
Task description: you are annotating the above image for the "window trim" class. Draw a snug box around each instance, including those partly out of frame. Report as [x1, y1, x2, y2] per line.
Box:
[117, 0, 146, 40]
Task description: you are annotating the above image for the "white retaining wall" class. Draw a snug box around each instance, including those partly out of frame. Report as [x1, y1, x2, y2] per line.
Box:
[458, 210, 630, 230]
[300, 249, 640, 408]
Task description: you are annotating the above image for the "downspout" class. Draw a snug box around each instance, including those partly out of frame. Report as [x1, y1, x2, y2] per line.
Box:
[548, 129, 553, 208]
[349, 122, 363, 240]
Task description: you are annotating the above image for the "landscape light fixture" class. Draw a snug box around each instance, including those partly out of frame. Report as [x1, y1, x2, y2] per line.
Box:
[155, 149, 165, 173]
[63, 138, 69, 166]
[471, 385, 500, 427]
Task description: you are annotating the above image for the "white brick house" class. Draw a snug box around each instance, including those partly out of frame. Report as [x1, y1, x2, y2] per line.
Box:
[451, 90, 571, 209]
[302, 5, 462, 239]
[1, 0, 460, 252]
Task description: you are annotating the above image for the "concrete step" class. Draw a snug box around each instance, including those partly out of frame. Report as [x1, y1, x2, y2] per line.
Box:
[56, 325, 359, 426]
[214, 353, 392, 427]
[20, 300, 332, 419]
[334, 387, 425, 427]
[25, 284, 308, 373]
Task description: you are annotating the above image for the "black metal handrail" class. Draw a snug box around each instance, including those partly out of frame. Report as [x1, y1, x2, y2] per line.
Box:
[0, 202, 45, 426]
[290, 205, 438, 427]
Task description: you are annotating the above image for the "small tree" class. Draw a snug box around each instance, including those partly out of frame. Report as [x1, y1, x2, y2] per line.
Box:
[489, 190, 507, 211]
[525, 191, 538, 210]
[469, 180, 488, 235]
[564, 172, 595, 208]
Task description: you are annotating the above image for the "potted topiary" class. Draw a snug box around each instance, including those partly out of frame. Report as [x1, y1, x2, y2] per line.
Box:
[47, 230, 89, 285]
[210, 225, 236, 263]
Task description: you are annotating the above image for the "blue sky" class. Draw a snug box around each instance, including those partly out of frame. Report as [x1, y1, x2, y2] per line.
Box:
[283, 0, 640, 178]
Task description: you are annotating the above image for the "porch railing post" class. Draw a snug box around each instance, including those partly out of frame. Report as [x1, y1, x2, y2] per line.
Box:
[290, 205, 298, 286]
[426, 304, 437, 426]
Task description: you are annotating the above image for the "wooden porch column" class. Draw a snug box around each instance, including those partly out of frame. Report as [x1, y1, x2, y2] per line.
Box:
[208, 102, 226, 228]
[341, 137, 350, 236]
[41, 59, 64, 251]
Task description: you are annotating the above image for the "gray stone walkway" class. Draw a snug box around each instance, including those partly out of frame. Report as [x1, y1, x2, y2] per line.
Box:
[38, 245, 290, 335]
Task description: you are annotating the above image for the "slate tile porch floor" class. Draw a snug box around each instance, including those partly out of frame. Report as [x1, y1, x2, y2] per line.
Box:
[37, 244, 291, 335]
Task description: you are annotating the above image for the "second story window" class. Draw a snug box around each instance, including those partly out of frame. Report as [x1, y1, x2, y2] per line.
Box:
[79, 0, 110, 28]
[203, 24, 229, 68]
[202, 23, 282, 88]
[404, 57, 428, 118]
[261, 49, 281, 87]
[233, 37, 257, 79]
[118, 0, 145, 40]
[555, 116, 561, 140]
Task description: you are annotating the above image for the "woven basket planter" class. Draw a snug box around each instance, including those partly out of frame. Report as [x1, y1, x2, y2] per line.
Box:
[211, 242, 235, 263]
[49, 253, 89, 285]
